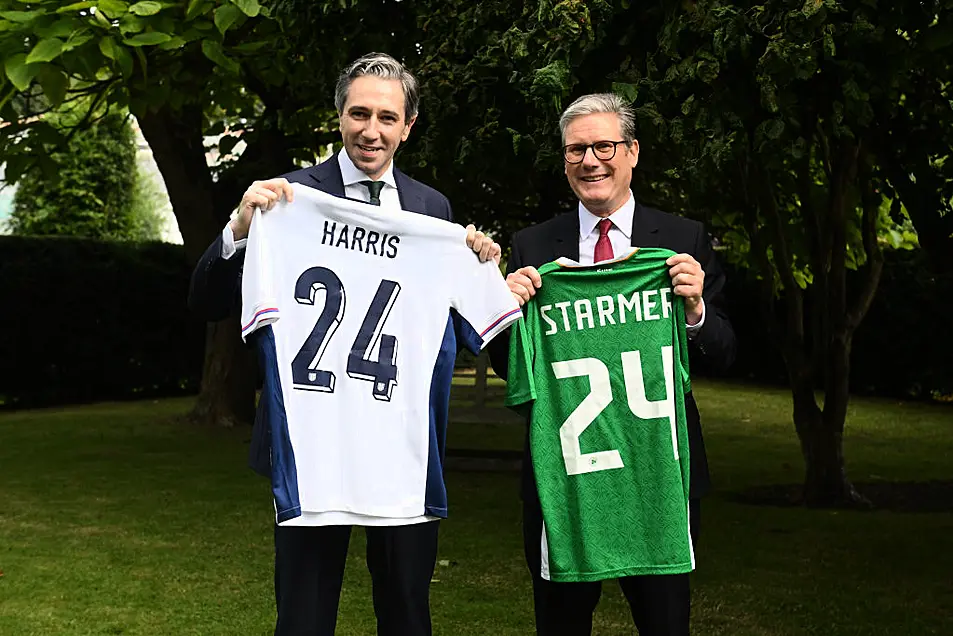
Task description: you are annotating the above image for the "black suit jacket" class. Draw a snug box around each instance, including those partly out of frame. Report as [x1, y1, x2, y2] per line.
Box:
[487, 202, 736, 499]
[188, 151, 453, 476]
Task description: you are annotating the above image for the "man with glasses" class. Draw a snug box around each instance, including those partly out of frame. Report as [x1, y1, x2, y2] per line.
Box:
[190, 52, 503, 636]
[487, 93, 735, 635]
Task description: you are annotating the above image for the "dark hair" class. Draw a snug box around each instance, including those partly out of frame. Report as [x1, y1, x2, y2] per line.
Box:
[334, 53, 419, 122]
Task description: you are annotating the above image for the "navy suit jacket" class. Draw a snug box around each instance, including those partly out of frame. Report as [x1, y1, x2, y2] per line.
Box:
[486, 203, 736, 499]
[188, 152, 453, 476]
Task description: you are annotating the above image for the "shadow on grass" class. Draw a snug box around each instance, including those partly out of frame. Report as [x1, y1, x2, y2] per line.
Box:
[731, 480, 953, 513]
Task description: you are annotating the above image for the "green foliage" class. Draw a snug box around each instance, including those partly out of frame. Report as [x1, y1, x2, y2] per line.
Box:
[626, 1, 952, 278]
[2, 0, 949, 431]
[8, 112, 161, 241]
[0, 0, 306, 195]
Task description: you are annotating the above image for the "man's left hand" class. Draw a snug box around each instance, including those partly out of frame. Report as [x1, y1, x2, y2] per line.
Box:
[666, 253, 705, 326]
[465, 224, 502, 266]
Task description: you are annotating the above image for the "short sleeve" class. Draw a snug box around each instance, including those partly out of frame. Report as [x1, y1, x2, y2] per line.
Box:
[503, 312, 536, 412]
[449, 251, 522, 354]
[674, 295, 691, 394]
[239, 208, 280, 341]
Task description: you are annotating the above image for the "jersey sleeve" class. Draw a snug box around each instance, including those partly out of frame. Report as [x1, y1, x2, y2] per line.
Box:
[449, 251, 522, 354]
[503, 311, 536, 412]
[674, 294, 691, 394]
[239, 208, 280, 341]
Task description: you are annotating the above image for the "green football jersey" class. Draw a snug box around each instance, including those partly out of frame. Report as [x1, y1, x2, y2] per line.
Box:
[505, 248, 694, 583]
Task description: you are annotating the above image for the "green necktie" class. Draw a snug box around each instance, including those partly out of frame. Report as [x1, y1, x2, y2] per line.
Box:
[360, 180, 384, 206]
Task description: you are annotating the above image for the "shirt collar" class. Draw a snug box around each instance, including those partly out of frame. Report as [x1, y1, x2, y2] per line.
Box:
[337, 150, 398, 189]
[578, 191, 634, 240]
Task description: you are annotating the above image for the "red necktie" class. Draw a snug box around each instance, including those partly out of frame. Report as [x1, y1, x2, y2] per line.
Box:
[594, 218, 614, 263]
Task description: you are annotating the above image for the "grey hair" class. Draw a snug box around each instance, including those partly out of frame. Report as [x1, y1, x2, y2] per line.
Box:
[559, 93, 637, 144]
[334, 52, 419, 122]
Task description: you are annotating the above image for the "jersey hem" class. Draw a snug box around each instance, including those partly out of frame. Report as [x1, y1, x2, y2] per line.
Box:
[503, 390, 535, 408]
[547, 561, 695, 583]
[279, 512, 440, 527]
[276, 505, 302, 524]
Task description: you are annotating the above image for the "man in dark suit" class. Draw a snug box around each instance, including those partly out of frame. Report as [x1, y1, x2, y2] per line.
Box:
[486, 93, 736, 636]
[189, 53, 500, 636]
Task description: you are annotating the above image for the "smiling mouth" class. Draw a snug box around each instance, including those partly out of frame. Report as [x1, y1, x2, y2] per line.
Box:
[580, 175, 609, 182]
[357, 144, 382, 154]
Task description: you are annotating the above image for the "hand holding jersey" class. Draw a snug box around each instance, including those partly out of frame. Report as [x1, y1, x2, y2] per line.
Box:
[229, 178, 296, 241]
[505, 249, 694, 583]
[662, 253, 705, 325]
[241, 183, 520, 526]
[464, 224, 503, 266]
[506, 253, 705, 325]
[229, 177, 502, 265]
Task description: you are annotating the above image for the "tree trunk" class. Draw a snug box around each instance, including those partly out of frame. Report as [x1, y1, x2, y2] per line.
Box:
[137, 105, 255, 427]
[187, 321, 257, 428]
[474, 350, 488, 409]
[788, 360, 863, 508]
[799, 409, 855, 506]
[788, 137, 874, 508]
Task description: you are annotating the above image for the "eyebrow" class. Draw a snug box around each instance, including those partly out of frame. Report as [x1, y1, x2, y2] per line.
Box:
[347, 106, 400, 118]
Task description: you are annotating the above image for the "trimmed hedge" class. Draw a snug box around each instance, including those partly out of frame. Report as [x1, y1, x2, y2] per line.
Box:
[0, 236, 204, 408]
[1, 236, 948, 409]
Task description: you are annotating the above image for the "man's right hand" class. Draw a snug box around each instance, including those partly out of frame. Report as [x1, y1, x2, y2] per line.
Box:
[506, 266, 542, 306]
[229, 178, 295, 240]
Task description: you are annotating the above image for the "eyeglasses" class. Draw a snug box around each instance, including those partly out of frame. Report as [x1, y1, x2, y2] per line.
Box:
[562, 140, 628, 164]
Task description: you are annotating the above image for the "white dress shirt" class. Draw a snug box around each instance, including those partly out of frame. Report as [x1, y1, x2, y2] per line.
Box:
[578, 191, 705, 333]
[221, 152, 400, 259]
[338, 149, 401, 211]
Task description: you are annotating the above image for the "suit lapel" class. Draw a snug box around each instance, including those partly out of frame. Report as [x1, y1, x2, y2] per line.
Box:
[303, 152, 346, 198]
[630, 202, 660, 248]
[393, 167, 425, 215]
[552, 211, 580, 262]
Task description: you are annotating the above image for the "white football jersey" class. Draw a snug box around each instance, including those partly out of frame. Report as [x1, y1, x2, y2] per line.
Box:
[240, 183, 521, 526]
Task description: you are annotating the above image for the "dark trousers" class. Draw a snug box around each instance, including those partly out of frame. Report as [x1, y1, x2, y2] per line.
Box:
[522, 495, 701, 636]
[273, 521, 440, 636]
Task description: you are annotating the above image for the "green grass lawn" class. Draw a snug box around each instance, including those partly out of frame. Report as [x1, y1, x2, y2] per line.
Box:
[1, 380, 951, 635]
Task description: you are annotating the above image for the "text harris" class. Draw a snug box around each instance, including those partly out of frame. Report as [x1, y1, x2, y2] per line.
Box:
[322, 221, 400, 259]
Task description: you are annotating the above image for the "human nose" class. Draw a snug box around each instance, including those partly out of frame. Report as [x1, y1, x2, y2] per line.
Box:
[580, 145, 601, 168]
[361, 116, 381, 140]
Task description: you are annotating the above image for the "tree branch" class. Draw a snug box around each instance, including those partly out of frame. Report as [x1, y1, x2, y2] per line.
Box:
[797, 111, 824, 274]
[817, 119, 834, 183]
[846, 179, 885, 330]
[738, 153, 782, 342]
[753, 162, 799, 292]
[752, 159, 806, 355]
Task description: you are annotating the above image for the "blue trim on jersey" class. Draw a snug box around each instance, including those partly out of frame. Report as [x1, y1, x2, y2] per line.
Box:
[454, 308, 485, 356]
[423, 314, 454, 517]
[423, 311, 485, 518]
[255, 327, 302, 523]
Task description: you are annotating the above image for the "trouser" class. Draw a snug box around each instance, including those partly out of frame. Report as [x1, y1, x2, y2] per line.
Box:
[273, 521, 440, 636]
[522, 494, 701, 636]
